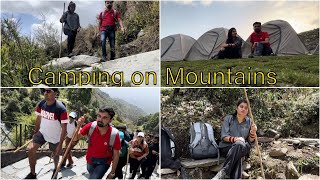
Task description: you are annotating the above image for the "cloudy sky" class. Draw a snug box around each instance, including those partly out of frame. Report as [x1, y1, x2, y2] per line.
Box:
[100, 88, 160, 114]
[161, 1, 319, 39]
[1, 1, 106, 37]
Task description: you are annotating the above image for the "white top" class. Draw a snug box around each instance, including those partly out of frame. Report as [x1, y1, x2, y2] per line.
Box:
[67, 121, 76, 139]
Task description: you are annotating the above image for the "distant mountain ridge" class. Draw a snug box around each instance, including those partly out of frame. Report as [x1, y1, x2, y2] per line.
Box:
[91, 89, 147, 122]
[298, 28, 319, 53]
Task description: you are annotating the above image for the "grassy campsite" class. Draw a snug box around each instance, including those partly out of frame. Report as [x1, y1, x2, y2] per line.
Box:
[161, 88, 319, 179]
[162, 54, 319, 87]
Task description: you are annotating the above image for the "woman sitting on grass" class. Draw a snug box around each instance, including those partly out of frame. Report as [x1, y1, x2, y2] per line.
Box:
[216, 28, 243, 59]
[213, 99, 257, 179]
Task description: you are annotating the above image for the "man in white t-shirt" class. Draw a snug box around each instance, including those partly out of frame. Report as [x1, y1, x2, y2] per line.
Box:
[25, 88, 68, 179]
[61, 111, 79, 168]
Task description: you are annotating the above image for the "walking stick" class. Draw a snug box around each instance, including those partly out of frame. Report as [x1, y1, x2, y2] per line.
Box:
[124, 146, 131, 179]
[13, 139, 32, 153]
[59, 2, 65, 59]
[243, 88, 265, 179]
[52, 115, 85, 179]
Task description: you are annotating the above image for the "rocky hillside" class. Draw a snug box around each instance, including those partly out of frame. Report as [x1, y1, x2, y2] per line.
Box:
[161, 88, 319, 179]
[298, 28, 319, 53]
[92, 89, 147, 122]
[61, 1, 159, 59]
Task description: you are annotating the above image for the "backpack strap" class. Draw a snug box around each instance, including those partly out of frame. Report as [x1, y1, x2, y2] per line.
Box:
[87, 121, 97, 145]
[101, 9, 117, 22]
[204, 123, 220, 165]
[109, 127, 119, 150]
[190, 122, 202, 149]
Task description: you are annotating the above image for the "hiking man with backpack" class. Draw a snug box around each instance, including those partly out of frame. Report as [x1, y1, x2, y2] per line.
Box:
[74, 107, 121, 179]
[61, 111, 79, 168]
[114, 131, 129, 179]
[98, 1, 125, 62]
[128, 132, 149, 179]
[24, 88, 68, 179]
[213, 99, 257, 179]
[140, 135, 159, 179]
[60, 1, 81, 58]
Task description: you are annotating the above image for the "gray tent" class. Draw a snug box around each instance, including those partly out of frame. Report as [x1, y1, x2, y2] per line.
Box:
[161, 34, 196, 61]
[242, 20, 308, 57]
[185, 28, 228, 60]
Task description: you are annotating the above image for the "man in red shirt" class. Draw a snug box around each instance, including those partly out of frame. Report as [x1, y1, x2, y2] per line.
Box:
[98, 1, 124, 62]
[249, 22, 273, 57]
[24, 88, 68, 179]
[75, 107, 121, 179]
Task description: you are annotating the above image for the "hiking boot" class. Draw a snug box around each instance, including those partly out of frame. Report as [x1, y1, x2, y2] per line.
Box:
[100, 57, 107, 62]
[67, 53, 74, 58]
[66, 163, 74, 168]
[24, 172, 37, 179]
[212, 170, 229, 179]
[248, 54, 254, 58]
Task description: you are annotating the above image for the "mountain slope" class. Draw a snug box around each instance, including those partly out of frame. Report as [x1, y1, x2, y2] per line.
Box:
[91, 89, 147, 122]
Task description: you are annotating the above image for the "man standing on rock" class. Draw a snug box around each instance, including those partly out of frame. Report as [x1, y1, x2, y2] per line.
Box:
[60, 1, 81, 58]
[24, 88, 68, 179]
[98, 1, 124, 62]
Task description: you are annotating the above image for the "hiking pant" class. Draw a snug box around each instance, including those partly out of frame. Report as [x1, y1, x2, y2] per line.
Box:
[129, 157, 145, 179]
[220, 141, 251, 179]
[217, 47, 242, 59]
[87, 157, 110, 179]
[100, 27, 116, 60]
[253, 42, 273, 56]
[141, 160, 157, 179]
[67, 30, 77, 54]
[114, 155, 127, 179]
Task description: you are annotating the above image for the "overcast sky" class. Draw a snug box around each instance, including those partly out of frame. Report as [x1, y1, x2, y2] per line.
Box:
[1, 1, 106, 37]
[100, 88, 160, 114]
[161, 1, 319, 39]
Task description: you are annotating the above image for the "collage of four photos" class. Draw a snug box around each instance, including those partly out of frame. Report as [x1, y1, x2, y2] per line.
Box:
[1, 0, 319, 180]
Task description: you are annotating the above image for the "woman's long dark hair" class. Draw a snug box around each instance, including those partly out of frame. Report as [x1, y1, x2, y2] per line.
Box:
[226, 27, 236, 44]
[232, 99, 248, 117]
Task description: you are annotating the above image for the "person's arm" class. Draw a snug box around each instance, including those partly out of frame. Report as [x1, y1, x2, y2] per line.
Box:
[249, 121, 257, 142]
[138, 144, 149, 160]
[107, 149, 120, 179]
[97, 12, 102, 36]
[73, 116, 87, 141]
[259, 37, 269, 44]
[221, 116, 245, 143]
[77, 14, 81, 32]
[60, 12, 67, 23]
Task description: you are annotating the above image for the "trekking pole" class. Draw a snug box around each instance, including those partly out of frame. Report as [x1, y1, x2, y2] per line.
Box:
[124, 146, 131, 179]
[48, 152, 53, 163]
[13, 139, 32, 153]
[59, 2, 65, 59]
[243, 88, 265, 179]
[52, 115, 86, 179]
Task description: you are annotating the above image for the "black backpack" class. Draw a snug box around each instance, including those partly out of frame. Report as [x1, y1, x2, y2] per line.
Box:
[161, 126, 181, 170]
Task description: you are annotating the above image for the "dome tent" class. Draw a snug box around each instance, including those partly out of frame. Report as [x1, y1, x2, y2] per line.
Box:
[161, 34, 196, 61]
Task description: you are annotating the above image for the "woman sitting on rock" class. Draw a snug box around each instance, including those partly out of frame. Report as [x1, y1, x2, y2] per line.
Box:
[213, 99, 257, 179]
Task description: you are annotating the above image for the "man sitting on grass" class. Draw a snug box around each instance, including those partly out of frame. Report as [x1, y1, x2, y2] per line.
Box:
[248, 22, 273, 58]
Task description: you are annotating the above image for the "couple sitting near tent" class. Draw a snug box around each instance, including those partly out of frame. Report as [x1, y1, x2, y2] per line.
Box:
[217, 22, 273, 59]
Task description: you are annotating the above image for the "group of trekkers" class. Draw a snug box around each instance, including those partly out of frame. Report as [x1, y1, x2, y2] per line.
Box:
[216, 22, 273, 59]
[60, 1, 124, 62]
[24, 88, 159, 179]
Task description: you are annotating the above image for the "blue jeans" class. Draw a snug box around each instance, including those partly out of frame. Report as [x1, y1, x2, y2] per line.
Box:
[87, 157, 110, 179]
[100, 28, 116, 60]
